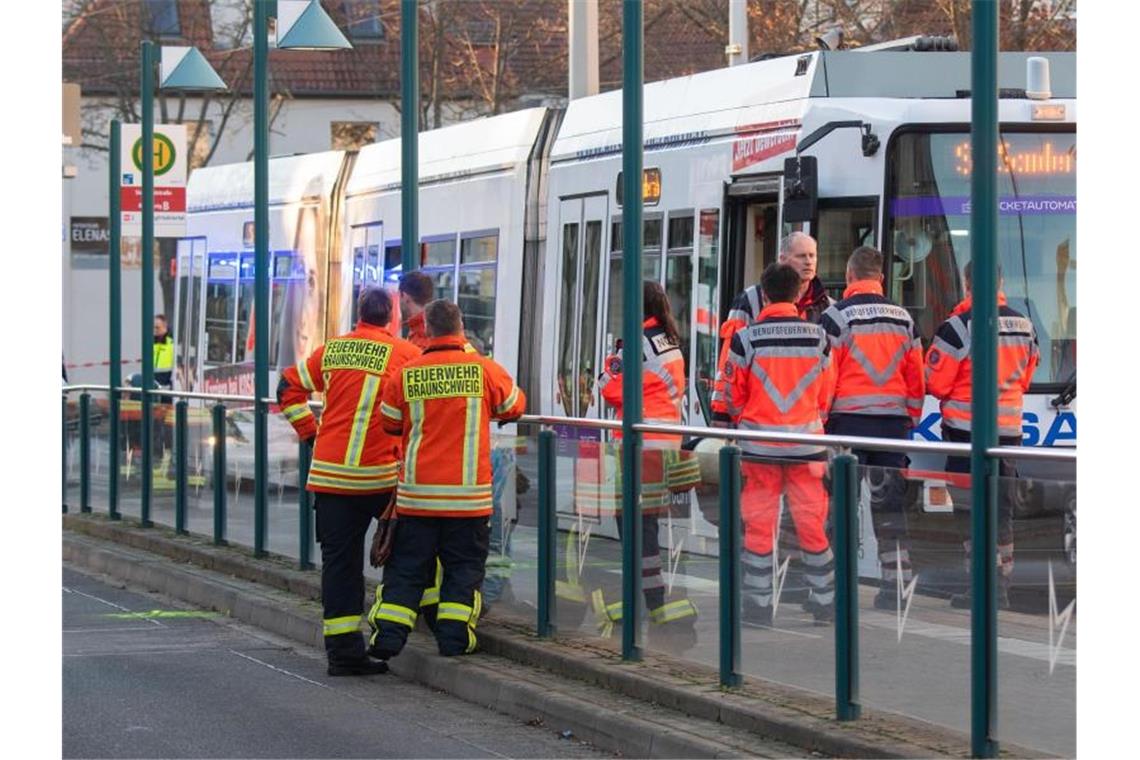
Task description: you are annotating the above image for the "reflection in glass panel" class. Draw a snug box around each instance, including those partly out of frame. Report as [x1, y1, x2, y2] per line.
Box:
[457, 266, 496, 356]
[461, 235, 498, 264]
[578, 221, 602, 412]
[665, 252, 692, 369]
[557, 224, 579, 417]
[422, 237, 457, 268]
[695, 211, 719, 420]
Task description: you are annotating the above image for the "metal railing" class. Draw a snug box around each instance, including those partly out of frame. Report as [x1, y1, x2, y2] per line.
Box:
[62, 386, 1076, 750]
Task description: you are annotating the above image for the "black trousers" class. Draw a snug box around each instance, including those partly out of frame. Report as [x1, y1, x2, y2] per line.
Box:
[315, 491, 387, 664]
[826, 414, 912, 545]
[369, 515, 489, 658]
[942, 427, 1019, 547]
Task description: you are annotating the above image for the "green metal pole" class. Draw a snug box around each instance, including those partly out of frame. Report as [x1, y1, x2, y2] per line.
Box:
[970, 2, 1000, 756]
[140, 40, 155, 528]
[175, 399, 188, 534]
[213, 403, 227, 546]
[109, 119, 122, 521]
[537, 428, 556, 638]
[620, 0, 644, 663]
[400, 0, 419, 276]
[79, 392, 91, 513]
[298, 438, 313, 570]
[833, 453, 861, 720]
[62, 394, 69, 514]
[253, 0, 270, 557]
[718, 444, 742, 687]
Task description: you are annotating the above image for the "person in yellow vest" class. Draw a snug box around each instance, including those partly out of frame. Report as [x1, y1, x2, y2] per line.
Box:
[153, 315, 175, 388]
[152, 315, 176, 475]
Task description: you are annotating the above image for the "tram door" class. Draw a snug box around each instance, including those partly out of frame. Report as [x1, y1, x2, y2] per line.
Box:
[722, 175, 783, 316]
[554, 195, 608, 425]
[348, 223, 384, 326]
[173, 237, 207, 391]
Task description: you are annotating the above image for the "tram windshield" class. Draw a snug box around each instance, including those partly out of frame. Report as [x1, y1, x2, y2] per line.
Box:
[887, 130, 1076, 388]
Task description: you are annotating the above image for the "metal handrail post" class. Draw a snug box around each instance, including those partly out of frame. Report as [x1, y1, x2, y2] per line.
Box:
[79, 392, 91, 513]
[253, 0, 270, 559]
[718, 444, 742, 687]
[971, 3, 1000, 756]
[175, 400, 188, 534]
[537, 428, 556, 638]
[108, 120, 122, 521]
[833, 453, 861, 720]
[400, 0, 419, 279]
[298, 439, 313, 570]
[620, 0, 644, 663]
[140, 39, 155, 530]
[212, 403, 227, 545]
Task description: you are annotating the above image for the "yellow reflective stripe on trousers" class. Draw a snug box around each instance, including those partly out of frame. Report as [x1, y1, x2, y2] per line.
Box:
[375, 603, 417, 629]
[650, 599, 698, 624]
[345, 375, 381, 466]
[404, 399, 424, 484]
[296, 360, 316, 391]
[420, 559, 442, 608]
[462, 396, 481, 485]
[323, 614, 361, 636]
[438, 602, 474, 623]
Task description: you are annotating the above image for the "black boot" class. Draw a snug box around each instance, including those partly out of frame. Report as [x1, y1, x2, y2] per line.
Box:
[327, 657, 389, 677]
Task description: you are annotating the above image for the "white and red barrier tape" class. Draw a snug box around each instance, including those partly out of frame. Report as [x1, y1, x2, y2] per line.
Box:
[65, 358, 143, 369]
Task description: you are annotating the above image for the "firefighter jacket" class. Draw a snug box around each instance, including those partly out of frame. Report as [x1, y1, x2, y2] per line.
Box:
[597, 318, 685, 443]
[405, 312, 429, 349]
[278, 323, 421, 495]
[723, 302, 836, 459]
[925, 293, 1039, 438]
[710, 277, 832, 420]
[820, 280, 925, 424]
[380, 335, 526, 518]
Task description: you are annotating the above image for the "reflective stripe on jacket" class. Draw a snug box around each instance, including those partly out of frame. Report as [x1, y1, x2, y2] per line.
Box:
[724, 302, 836, 459]
[820, 280, 925, 424]
[380, 336, 526, 517]
[278, 323, 421, 494]
[924, 293, 1040, 438]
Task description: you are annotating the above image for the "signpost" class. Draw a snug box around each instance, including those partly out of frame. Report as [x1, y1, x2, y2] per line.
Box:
[120, 123, 187, 239]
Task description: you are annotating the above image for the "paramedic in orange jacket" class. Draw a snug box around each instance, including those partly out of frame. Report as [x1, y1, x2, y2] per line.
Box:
[820, 246, 924, 608]
[711, 232, 831, 423]
[926, 262, 1039, 609]
[399, 270, 435, 349]
[724, 263, 837, 627]
[592, 281, 701, 648]
[368, 300, 526, 660]
[277, 287, 420, 676]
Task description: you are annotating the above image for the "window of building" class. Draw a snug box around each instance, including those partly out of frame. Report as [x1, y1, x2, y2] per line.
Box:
[144, 0, 181, 37]
[331, 121, 379, 151]
[342, 1, 384, 40]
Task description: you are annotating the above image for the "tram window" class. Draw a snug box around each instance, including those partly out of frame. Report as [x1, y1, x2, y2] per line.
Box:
[667, 215, 694, 250]
[421, 237, 456, 268]
[816, 200, 878, 296]
[557, 223, 580, 416]
[578, 221, 603, 402]
[366, 244, 380, 282]
[385, 244, 401, 272]
[665, 253, 692, 367]
[461, 234, 497, 264]
[205, 283, 235, 364]
[695, 210, 720, 421]
[234, 280, 254, 363]
[457, 234, 499, 355]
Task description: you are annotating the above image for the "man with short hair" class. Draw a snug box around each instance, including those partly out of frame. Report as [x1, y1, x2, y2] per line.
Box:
[369, 300, 526, 660]
[820, 246, 925, 608]
[277, 286, 421, 676]
[926, 262, 1039, 609]
[724, 263, 837, 627]
[398, 271, 436, 348]
[710, 232, 831, 423]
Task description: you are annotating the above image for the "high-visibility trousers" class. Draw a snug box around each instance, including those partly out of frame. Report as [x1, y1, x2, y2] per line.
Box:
[368, 515, 489, 659]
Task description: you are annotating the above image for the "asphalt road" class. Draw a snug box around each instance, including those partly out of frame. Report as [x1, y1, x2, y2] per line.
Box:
[62, 566, 610, 759]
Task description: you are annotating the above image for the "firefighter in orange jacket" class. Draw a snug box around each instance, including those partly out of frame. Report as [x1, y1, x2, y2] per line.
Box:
[724, 263, 837, 627]
[711, 232, 831, 423]
[820, 246, 924, 609]
[368, 300, 526, 659]
[398, 270, 435, 349]
[591, 281, 700, 649]
[277, 287, 420, 676]
[926, 262, 1039, 609]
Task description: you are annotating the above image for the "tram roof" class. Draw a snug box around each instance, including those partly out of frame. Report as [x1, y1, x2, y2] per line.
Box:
[552, 51, 1075, 163]
[346, 107, 549, 197]
[187, 151, 347, 213]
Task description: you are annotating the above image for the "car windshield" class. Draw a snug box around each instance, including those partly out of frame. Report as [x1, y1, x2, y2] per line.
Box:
[887, 130, 1076, 387]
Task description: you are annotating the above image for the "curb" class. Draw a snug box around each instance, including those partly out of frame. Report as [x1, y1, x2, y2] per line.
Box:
[63, 514, 1048, 759]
